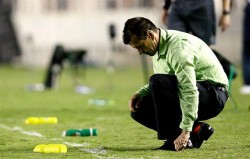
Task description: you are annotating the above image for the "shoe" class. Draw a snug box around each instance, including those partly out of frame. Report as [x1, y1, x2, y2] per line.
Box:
[156, 139, 193, 151]
[240, 85, 250, 94]
[186, 139, 193, 149]
[157, 140, 175, 151]
[190, 122, 214, 148]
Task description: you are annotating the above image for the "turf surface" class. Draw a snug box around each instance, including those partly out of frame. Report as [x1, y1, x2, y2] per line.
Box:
[0, 65, 249, 159]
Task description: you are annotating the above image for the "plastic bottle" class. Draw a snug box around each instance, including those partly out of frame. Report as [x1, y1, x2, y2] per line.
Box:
[88, 98, 115, 106]
[25, 117, 58, 125]
[33, 144, 67, 153]
[27, 83, 45, 92]
[62, 128, 97, 137]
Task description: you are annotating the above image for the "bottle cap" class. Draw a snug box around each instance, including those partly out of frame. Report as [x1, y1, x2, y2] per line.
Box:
[62, 131, 66, 137]
[63, 129, 82, 136]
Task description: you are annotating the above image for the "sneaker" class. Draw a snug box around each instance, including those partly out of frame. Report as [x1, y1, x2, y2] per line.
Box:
[190, 122, 214, 148]
[156, 139, 193, 151]
[186, 139, 193, 149]
[157, 140, 175, 151]
[240, 85, 250, 94]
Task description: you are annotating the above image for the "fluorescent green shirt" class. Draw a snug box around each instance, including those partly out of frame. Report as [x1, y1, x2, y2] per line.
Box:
[136, 29, 228, 131]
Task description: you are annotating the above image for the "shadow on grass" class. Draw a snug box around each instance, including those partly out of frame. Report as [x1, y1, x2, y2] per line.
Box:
[104, 146, 163, 152]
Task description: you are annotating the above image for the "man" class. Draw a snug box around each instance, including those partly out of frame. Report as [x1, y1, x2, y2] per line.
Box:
[0, 0, 22, 63]
[122, 17, 229, 151]
[162, 0, 231, 45]
[161, 0, 236, 79]
[240, 0, 250, 94]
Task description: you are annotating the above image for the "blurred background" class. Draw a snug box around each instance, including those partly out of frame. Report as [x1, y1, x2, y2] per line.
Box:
[0, 0, 246, 68]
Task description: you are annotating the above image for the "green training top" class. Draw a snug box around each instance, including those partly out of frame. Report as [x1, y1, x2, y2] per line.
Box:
[136, 29, 228, 131]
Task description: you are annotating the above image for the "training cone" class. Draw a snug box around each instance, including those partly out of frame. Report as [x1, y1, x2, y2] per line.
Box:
[25, 117, 58, 125]
[33, 144, 67, 153]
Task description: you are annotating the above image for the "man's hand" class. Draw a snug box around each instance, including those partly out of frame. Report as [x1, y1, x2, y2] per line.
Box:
[219, 14, 231, 32]
[174, 130, 190, 151]
[128, 93, 141, 112]
[162, 9, 169, 25]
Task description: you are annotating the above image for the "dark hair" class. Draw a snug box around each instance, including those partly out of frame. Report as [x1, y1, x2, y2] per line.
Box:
[122, 17, 157, 44]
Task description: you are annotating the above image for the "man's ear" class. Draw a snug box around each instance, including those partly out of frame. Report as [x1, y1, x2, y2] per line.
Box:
[147, 30, 154, 39]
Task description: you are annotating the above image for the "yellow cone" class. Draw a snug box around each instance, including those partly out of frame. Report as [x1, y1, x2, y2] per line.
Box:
[33, 144, 67, 153]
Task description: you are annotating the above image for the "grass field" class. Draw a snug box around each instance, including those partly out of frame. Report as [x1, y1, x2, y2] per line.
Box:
[0, 64, 249, 159]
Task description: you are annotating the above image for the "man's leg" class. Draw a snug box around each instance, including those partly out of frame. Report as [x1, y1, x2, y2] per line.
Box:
[131, 74, 182, 150]
[191, 81, 229, 148]
[197, 82, 228, 121]
[130, 94, 157, 131]
[131, 76, 229, 149]
[187, 0, 216, 45]
[148, 74, 182, 141]
[131, 74, 181, 138]
[167, 0, 188, 32]
[243, 4, 250, 85]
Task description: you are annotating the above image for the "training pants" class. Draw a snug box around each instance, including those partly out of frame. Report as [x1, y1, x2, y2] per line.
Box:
[131, 74, 228, 141]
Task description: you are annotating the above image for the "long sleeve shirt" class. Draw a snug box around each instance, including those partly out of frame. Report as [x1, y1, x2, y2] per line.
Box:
[136, 29, 228, 131]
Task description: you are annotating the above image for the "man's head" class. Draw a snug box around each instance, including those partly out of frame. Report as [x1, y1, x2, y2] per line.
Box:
[122, 17, 159, 56]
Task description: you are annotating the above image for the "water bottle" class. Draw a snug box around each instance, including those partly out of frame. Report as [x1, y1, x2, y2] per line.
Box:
[62, 128, 97, 137]
[33, 144, 67, 153]
[25, 117, 58, 125]
[88, 98, 115, 106]
[27, 83, 45, 92]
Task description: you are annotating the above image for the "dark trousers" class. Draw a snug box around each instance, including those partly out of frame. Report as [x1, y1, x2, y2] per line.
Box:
[131, 74, 228, 141]
[168, 0, 216, 45]
[242, 3, 250, 85]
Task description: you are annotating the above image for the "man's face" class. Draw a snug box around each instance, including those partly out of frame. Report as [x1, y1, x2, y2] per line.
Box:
[129, 33, 157, 56]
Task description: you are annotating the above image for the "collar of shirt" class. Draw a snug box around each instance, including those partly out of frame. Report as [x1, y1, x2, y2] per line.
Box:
[157, 29, 168, 60]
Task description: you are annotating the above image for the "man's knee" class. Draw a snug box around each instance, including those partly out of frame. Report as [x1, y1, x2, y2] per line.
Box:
[130, 112, 136, 120]
[149, 74, 177, 91]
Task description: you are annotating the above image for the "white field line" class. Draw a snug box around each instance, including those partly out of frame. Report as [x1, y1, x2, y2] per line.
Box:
[63, 141, 90, 147]
[80, 147, 107, 154]
[20, 131, 44, 137]
[94, 155, 164, 159]
[0, 124, 45, 138]
[0, 123, 92, 147]
[50, 138, 63, 141]
[0, 124, 156, 159]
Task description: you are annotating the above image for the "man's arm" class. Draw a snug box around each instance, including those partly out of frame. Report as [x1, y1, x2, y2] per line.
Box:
[163, 0, 171, 10]
[170, 48, 198, 151]
[135, 84, 149, 97]
[222, 0, 231, 13]
[219, 0, 231, 31]
[162, 0, 172, 24]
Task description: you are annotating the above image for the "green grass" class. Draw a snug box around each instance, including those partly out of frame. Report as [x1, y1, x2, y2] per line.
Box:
[0, 64, 249, 159]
